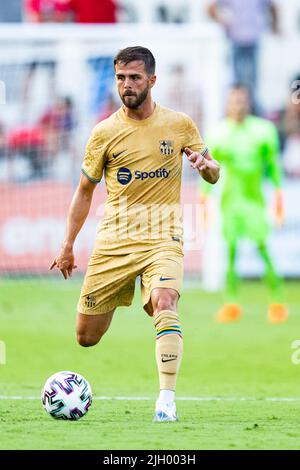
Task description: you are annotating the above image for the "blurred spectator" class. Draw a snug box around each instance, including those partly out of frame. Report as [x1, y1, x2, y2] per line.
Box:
[6, 97, 76, 179]
[117, 2, 137, 23]
[98, 94, 119, 122]
[69, 0, 117, 23]
[0, 0, 22, 22]
[155, 3, 187, 23]
[7, 125, 47, 177]
[39, 96, 76, 153]
[280, 75, 300, 178]
[0, 122, 6, 158]
[207, 0, 278, 108]
[24, 0, 73, 23]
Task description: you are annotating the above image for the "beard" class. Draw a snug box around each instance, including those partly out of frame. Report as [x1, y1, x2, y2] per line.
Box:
[120, 84, 149, 109]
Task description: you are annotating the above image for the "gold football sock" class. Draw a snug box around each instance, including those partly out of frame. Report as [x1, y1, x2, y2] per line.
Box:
[154, 310, 183, 391]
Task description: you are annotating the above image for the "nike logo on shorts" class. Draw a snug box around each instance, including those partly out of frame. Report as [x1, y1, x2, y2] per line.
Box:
[113, 150, 126, 158]
[159, 276, 176, 281]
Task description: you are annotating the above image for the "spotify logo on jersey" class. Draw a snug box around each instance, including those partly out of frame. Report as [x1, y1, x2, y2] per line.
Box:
[117, 167, 170, 185]
[117, 167, 132, 185]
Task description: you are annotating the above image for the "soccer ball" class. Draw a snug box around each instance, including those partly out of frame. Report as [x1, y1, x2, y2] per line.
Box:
[42, 371, 92, 420]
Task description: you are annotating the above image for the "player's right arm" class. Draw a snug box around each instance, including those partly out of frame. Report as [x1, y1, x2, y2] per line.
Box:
[50, 124, 106, 278]
[49, 174, 97, 279]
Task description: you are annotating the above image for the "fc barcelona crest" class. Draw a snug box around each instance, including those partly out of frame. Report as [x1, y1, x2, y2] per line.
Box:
[159, 140, 174, 156]
[85, 295, 96, 308]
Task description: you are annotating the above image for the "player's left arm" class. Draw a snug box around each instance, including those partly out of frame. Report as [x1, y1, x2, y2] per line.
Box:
[185, 146, 220, 184]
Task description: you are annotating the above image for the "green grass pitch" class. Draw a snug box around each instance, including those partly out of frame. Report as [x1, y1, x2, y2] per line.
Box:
[0, 279, 300, 450]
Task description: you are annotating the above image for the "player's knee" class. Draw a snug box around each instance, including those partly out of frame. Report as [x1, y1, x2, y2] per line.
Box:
[76, 332, 102, 347]
[154, 293, 178, 315]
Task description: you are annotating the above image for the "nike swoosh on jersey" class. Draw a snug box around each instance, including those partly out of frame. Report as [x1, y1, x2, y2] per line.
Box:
[113, 150, 126, 158]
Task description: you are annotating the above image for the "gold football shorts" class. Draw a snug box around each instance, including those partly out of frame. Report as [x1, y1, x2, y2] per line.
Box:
[77, 244, 184, 316]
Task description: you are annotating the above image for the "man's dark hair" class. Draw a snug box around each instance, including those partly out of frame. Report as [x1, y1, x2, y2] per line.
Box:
[114, 46, 156, 76]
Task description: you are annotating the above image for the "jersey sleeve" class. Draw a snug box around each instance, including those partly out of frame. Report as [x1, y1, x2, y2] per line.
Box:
[262, 122, 282, 188]
[81, 125, 106, 183]
[182, 115, 209, 157]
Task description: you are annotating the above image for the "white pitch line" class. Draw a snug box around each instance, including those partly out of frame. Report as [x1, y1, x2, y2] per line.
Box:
[1, 395, 300, 402]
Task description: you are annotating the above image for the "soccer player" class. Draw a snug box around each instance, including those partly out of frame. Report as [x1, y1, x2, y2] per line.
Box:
[201, 84, 288, 323]
[50, 46, 220, 421]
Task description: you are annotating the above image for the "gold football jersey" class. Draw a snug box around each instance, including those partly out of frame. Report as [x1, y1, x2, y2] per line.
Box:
[82, 104, 207, 253]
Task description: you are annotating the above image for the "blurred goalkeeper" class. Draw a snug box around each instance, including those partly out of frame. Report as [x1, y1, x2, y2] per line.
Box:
[50, 46, 220, 422]
[201, 84, 288, 324]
